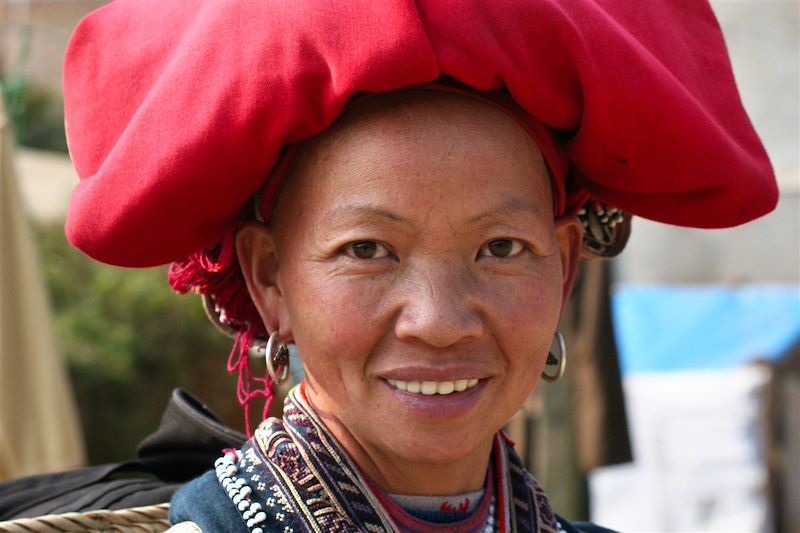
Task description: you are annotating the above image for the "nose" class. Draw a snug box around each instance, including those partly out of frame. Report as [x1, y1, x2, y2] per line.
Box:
[393, 260, 484, 348]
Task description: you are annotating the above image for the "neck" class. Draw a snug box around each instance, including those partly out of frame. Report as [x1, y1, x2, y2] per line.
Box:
[304, 386, 493, 496]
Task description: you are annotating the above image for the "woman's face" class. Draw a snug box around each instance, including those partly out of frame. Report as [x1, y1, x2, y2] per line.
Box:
[239, 92, 581, 486]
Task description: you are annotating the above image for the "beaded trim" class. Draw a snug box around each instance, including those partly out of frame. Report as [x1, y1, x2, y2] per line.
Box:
[483, 497, 496, 532]
[206, 386, 564, 533]
[215, 450, 269, 533]
[212, 454, 560, 533]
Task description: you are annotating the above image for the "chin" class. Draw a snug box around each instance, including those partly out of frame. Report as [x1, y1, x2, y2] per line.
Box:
[377, 421, 494, 465]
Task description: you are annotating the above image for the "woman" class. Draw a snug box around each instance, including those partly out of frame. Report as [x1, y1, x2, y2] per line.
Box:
[58, 0, 776, 531]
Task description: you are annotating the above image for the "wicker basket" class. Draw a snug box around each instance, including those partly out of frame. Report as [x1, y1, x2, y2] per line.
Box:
[0, 503, 170, 533]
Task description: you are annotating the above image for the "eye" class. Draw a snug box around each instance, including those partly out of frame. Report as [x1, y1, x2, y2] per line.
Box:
[342, 241, 392, 259]
[478, 238, 525, 258]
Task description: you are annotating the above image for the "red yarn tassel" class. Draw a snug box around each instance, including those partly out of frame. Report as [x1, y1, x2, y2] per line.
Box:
[168, 228, 273, 436]
[228, 330, 276, 437]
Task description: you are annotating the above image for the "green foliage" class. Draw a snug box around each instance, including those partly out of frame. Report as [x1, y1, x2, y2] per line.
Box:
[35, 223, 241, 464]
[1, 76, 68, 152]
[2, 23, 67, 151]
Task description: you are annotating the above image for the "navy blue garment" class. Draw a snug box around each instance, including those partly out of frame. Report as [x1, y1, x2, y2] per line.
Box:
[168, 386, 622, 533]
[170, 471, 620, 533]
[170, 471, 249, 532]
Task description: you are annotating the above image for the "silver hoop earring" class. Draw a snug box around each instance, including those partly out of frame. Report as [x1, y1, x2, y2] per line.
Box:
[265, 330, 290, 385]
[541, 331, 567, 383]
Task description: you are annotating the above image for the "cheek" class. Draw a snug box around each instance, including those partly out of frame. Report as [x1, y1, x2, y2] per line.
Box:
[486, 263, 564, 332]
[485, 264, 564, 386]
[281, 265, 390, 387]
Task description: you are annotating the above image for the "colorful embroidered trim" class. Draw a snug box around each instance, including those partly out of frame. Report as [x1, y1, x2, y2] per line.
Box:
[211, 385, 564, 532]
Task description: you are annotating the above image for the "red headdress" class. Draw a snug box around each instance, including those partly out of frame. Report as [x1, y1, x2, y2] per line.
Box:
[63, 0, 777, 431]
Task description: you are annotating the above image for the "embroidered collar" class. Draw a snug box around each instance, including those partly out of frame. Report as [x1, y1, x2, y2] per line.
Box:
[203, 385, 563, 532]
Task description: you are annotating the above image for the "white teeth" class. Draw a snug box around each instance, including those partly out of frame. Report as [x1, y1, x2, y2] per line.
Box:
[388, 379, 407, 391]
[437, 381, 455, 395]
[387, 378, 480, 395]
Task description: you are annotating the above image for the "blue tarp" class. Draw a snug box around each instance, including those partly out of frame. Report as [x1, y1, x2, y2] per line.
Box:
[611, 284, 800, 375]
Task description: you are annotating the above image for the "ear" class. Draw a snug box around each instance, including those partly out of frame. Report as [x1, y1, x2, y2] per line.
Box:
[553, 215, 584, 307]
[235, 221, 292, 340]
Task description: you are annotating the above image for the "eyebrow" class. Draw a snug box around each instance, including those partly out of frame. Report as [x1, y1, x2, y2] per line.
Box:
[467, 197, 547, 225]
[319, 197, 547, 229]
[320, 204, 411, 228]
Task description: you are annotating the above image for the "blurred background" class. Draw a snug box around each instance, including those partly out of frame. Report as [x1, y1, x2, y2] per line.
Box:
[1, 1, 798, 532]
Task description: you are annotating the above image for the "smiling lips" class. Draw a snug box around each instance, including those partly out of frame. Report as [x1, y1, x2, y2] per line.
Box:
[386, 379, 481, 396]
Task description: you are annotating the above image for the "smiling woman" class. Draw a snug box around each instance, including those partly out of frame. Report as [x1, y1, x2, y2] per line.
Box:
[1, 0, 779, 531]
[235, 91, 581, 499]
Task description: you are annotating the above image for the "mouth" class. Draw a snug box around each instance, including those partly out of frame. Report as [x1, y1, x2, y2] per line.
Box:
[385, 378, 481, 396]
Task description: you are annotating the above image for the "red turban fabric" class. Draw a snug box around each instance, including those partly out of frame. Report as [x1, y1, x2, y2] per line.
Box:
[63, 0, 777, 269]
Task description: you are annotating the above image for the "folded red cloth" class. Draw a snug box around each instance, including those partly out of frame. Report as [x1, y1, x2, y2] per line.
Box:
[63, 0, 776, 268]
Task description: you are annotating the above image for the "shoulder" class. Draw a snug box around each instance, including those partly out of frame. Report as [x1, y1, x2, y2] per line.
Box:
[165, 519, 291, 533]
[169, 471, 250, 532]
[166, 522, 203, 533]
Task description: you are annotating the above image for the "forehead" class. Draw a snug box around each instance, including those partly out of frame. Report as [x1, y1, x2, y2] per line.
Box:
[272, 91, 554, 227]
[302, 91, 547, 170]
